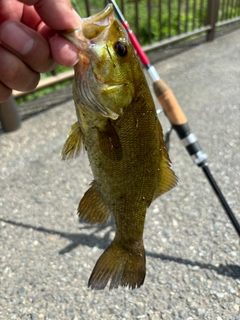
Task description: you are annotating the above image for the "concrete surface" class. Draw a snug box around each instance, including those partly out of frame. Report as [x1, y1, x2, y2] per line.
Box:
[0, 28, 239, 320]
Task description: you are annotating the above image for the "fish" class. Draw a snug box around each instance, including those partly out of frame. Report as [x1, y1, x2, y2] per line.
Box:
[61, 4, 177, 290]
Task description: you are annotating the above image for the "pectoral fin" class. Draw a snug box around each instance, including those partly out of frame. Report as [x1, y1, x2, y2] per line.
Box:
[153, 121, 177, 200]
[98, 120, 122, 161]
[78, 180, 111, 225]
[62, 122, 83, 160]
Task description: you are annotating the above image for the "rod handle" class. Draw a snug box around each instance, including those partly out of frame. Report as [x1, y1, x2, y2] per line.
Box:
[153, 79, 187, 125]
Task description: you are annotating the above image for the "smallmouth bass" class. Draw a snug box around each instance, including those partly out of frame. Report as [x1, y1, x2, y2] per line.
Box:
[62, 4, 177, 290]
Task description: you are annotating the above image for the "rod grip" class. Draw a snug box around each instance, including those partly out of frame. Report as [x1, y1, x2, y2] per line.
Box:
[153, 79, 187, 125]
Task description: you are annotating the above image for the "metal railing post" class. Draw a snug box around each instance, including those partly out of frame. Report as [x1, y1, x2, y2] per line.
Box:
[0, 95, 21, 132]
[207, 0, 219, 41]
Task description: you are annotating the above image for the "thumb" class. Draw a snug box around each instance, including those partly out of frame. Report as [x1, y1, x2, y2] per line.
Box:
[19, 0, 82, 30]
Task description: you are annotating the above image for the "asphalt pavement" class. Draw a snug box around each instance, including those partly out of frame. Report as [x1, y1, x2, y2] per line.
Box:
[0, 28, 240, 320]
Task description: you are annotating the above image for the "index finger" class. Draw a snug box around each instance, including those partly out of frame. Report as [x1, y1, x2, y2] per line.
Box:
[19, 0, 82, 30]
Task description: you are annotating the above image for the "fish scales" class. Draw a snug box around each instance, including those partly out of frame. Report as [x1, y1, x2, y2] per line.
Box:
[61, 4, 177, 290]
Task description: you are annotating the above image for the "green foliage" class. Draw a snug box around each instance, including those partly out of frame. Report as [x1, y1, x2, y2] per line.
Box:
[16, 79, 72, 104]
[72, 0, 209, 44]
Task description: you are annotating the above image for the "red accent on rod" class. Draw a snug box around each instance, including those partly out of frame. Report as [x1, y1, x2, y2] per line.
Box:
[121, 21, 150, 66]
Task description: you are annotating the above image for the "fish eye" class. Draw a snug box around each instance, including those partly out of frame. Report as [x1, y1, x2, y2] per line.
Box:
[114, 41, 128, 57]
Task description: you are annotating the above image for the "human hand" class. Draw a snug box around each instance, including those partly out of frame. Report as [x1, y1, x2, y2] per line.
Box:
[0, 0, 82, 102]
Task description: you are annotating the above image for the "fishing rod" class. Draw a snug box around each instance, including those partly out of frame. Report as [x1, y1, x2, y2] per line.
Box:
[108, 0, 240, 238]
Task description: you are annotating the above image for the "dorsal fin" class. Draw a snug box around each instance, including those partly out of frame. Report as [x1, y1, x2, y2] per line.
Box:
[153, 121, 177, 200]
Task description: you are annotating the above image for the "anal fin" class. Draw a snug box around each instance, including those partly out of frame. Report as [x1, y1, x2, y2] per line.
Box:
[62, 122, 83, 160]
[78, 180, 111, 225]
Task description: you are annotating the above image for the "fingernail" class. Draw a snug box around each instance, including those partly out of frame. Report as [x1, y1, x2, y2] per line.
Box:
[0, 22, 34, 55]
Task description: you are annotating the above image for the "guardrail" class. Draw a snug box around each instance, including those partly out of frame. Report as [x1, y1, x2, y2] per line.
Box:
[74, 0, 240, 46]
[1, 0, 240, 132]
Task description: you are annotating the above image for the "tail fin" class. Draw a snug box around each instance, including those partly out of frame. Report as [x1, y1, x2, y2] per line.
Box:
[88, 238, 146, 290]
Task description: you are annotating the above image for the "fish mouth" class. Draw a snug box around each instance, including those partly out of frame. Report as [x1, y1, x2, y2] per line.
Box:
[85, 68, 123, 120]
[62, 4, 122, 120]
[62, 4, 114, 53]
[93, 70, 123, 90]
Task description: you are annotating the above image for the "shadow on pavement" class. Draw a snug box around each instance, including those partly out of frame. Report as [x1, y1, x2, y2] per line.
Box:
[1, 217, 239, 280]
